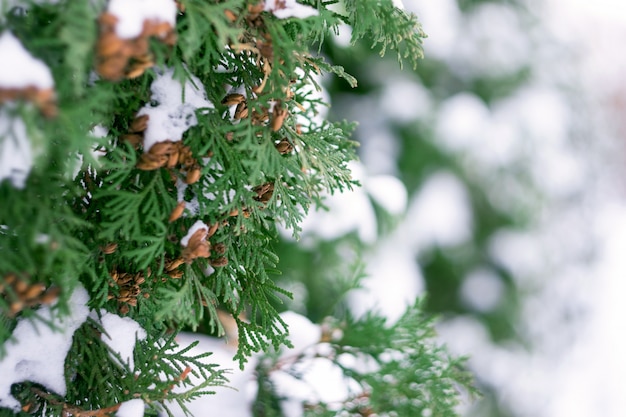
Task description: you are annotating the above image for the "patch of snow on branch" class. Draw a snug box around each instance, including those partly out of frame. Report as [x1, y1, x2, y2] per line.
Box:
[0, 109, 32, 188]
[407, 171, 473, 250]
[0, 285, 90, 411]
[298, 162, 377, 244]
[165, 332, 257, 417]
[107, 0, 177, 39]
[180, 220, 209, 247]
[279, 311, 321, 357]
[0, 31, 53, 90]
[138, 68, 213, 152]
[98, 310, 147, 371]
[264, 0, 319, 19]
[117, 399, 145, 417]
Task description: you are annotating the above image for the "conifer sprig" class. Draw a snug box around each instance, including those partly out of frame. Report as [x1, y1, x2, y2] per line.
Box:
[0, 1, 475, 416]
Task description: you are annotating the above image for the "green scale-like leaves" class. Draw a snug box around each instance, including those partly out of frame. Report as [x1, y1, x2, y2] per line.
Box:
[0, 1, 468, 416]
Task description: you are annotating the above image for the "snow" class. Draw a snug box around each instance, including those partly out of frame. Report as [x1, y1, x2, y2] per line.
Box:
[0, 31, 53, 89]
[97, 310, 147, 371]
[299, 162, 377, 244]
[278, 311, 321, 356]
[164, 313, 333, 417]
[264, 0, 319, 19]
[380, 78, 432, 122]
[107, 0, 177, 39]
[365, 174, 407, 216]
[117, 399, 145, 417]
[399, 1, 626, 416]
[0, 109, 32, 188]
[406, 171, 473, 250]
[348, 233, 423, 324]
[138, 68, 213, 152]
[180, 220, 209, 247]
[165, 333, 257, 417]
[270, 313, 360, 417]
[271, 357, 361, 417]
[0, 285, 90, 411]
[459, 268, 505, 313]
[392, 0, 405, 9]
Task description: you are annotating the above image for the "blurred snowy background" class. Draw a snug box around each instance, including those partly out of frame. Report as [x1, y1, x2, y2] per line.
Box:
[271, 0, 626, 416]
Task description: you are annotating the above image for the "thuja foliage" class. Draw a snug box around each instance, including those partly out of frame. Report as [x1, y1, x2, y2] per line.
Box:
[0, 0, 474, 416]
[254, 300, 477, 417]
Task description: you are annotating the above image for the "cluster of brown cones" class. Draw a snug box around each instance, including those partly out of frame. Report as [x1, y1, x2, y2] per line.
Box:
[108, 269, 146, 314]
[123, 114, 203, 184]
[181, 223, 228, 266]
[95, 12, 176, 81]
[1, 273, 59, 316]
[0, 86, 57, 117]
[222, 91, 291, 137]
[253, 182, 275, 204]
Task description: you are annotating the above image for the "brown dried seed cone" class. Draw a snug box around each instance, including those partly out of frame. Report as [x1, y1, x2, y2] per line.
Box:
[39, 286, 60, 305]
[166, 149, 179, 168]
[177, 145, 194, 165]
[271, 106, 287, 132]
[4, 273, 16, 285]
[97, 53, 128, 81]
[14, 279, 28, 294]
[97, 31, 125, 57]
[126, 65, 147, 79]
[145, 21, 172, 38]
[101, 242, 118, 254]
[21, 283, 46, 301]
[194, 242, 211, 258]
[119, 304, 130, 315]
[247, 3, 265, 17]
[129, 114, 149, 133]
[0, 87, 57, 117]
[187, 228, 208, 249]
[275, 139, 293, 154]
[99, 12, 118, 28]
[150, 141, 175, 156]
[110, 270, 120, 282]
[185, 166, 202, 184]
[116, 274, 133, 286]
[207, 222, 219, 238]
[213, 243, 227, 255]
[0, 88, 23, 103]
[122, 133, 143, 148]
[221, 93, 246, 106]
[234, 101, 249, 119]
[34, 88, 57, 118]
[137, 153, 168, 170]
[224, 9, 237, 22]
[253, 182, 274, 202]
[169, 269, 184, 279]
[166, 258, 185, 272]
[169, 201, 186, 223]
[163, 30, 177, 46]
[10, 301, 24, 316]
[210, 257, 228, 267]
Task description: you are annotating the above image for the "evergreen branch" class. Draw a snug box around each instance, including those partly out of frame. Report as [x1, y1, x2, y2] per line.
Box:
[29, 387, 121, 417]
[342, 0, 427, 69]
